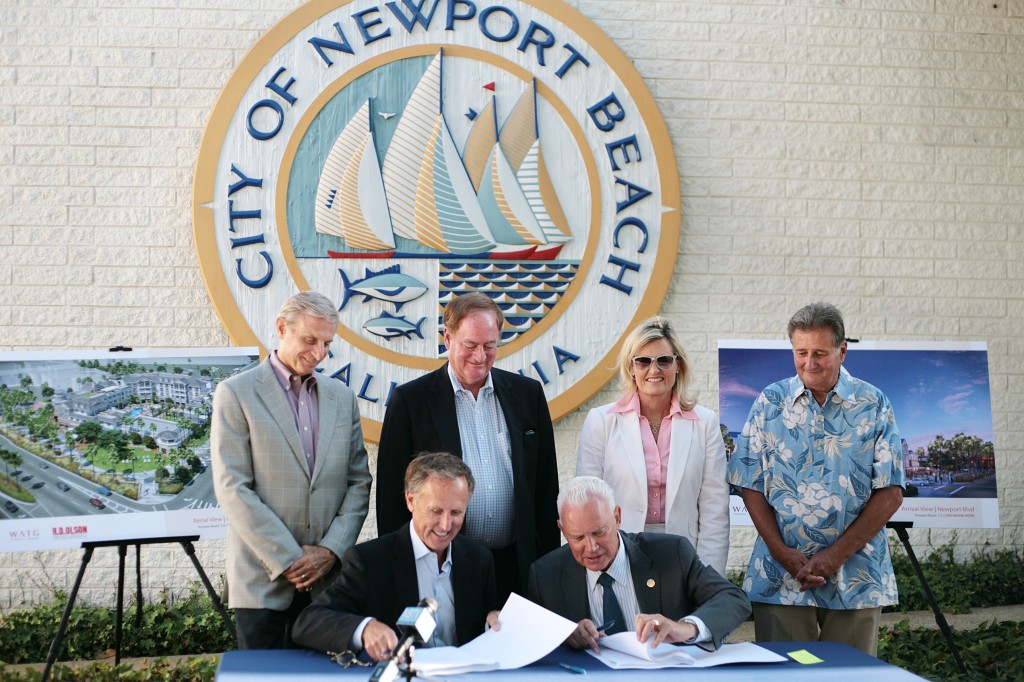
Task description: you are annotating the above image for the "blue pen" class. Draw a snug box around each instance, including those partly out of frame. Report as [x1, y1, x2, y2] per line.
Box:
[595, 619, 616, 633]
[559, 662, 587, 674]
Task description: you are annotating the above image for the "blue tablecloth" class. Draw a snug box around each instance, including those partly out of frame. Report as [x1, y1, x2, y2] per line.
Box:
[216, 642, 927, 681]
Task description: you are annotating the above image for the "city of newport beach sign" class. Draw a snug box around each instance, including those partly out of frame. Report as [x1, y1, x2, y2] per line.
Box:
[192, 0, 680, 441]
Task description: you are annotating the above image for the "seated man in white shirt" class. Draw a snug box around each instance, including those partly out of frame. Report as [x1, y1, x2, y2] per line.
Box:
[292, 452, 498, 659]
[527, 476, 750, 652]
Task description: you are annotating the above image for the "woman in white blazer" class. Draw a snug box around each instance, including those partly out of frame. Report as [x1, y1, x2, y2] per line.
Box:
[576, 316, 730, 575]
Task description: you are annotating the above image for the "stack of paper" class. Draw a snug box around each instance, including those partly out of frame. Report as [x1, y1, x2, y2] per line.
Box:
[411, 593, 577, 676]
[587, 634, 788, 670]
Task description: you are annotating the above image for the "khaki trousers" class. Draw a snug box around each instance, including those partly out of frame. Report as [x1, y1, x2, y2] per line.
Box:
[752, 603, 883, 656]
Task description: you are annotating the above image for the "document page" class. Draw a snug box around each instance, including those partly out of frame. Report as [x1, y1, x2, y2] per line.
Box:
[413, 593, 577, 675]
[588, 636, 788, 669]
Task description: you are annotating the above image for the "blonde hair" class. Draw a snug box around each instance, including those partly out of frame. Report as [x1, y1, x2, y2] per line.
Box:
[616, 316, 695, 410]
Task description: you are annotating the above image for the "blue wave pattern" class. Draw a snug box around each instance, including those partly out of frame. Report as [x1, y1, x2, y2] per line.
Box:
[436, 261, 579, 354]
[727, 366, 904, 609]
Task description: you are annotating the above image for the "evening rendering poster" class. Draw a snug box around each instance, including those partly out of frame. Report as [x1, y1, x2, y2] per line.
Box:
[719, 341, 998, 529]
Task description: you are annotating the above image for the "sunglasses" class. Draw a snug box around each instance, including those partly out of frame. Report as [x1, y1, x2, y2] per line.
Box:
[632, 355, 677, 370]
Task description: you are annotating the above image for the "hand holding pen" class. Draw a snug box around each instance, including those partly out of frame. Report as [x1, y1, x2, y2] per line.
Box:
[565, 618, 616, 653]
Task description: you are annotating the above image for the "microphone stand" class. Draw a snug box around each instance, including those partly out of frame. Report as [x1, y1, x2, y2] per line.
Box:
[369, 598, 442, 682]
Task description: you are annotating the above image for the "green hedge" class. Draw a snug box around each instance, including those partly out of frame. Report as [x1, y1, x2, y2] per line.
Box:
[0, 585, 234, 665]
[888, 544, 1024, 614]
[880, 620, 1024, 681]
[0, 657, 218, 682]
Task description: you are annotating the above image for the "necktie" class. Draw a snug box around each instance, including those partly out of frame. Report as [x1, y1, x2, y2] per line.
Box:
[597, 572, 626, 634]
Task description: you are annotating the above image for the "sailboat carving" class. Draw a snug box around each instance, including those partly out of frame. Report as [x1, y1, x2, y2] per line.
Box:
[314, 100, 395, 252]
[316, 51, 572, 260]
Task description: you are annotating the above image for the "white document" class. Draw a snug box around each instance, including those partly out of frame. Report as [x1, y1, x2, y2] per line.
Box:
[587, 635, 788, 669]
[412, 592, 577, 675]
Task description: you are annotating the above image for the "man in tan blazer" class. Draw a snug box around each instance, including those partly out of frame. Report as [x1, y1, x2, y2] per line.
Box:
[212, 291, 371, 649]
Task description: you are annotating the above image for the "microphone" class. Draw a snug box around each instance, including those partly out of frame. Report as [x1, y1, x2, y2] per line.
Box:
[396, 597, 438, 645]
[369, 598, 438, 682]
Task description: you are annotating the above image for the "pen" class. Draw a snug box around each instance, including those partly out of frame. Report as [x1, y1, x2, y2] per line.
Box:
[559, 662, 587, 674]
[594, 619, 616, 633]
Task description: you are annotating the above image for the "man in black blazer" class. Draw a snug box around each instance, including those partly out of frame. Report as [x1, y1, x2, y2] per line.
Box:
[527, 476, 750, 652]
[293, 453, 498, 658]
[376, 292, 559, 602]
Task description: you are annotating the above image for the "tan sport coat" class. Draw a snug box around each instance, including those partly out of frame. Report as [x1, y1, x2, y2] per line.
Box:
[211, 358, 371, 610]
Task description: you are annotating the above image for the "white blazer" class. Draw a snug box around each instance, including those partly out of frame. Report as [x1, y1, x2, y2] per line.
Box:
[576, 401, 730, 575]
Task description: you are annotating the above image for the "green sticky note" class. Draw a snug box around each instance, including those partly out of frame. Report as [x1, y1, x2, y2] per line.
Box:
[787, 649, 824, 664]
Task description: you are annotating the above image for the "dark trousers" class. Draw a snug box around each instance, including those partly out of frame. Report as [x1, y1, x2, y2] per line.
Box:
[490, 543, 521, 607]
[234, 591, 312, 650]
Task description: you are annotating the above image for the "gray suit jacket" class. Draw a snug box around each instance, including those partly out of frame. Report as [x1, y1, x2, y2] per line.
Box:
[211, 358, 372, 610]
[527, 532, 750, 650]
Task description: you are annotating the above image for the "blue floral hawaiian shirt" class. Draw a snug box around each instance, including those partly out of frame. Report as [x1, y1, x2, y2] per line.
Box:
[728, 366, 904, 609]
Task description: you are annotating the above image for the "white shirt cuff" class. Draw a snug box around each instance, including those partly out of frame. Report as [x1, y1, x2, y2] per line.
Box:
[352, 616, 375, 650]
[682, 616, 710, 643]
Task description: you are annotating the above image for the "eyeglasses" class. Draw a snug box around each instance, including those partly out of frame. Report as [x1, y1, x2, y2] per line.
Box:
[632, 355, 677, 370]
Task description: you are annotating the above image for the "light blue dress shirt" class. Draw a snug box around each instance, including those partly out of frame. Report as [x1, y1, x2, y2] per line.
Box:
[449, 365, 514, 548]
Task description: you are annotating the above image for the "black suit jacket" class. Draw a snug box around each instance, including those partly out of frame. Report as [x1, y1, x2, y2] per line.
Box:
[292, 524, 497, 653]
[527, 532, 751, 650]
[375, 364, 559, 588]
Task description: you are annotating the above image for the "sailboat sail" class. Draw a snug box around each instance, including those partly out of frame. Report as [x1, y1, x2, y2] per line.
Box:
[478, 142, 546, 246]
[503, 81, 572, 245]
[412, 116, 497, 254]
[315, 100, 395, 250]
[382, 53, 444, 242]
[519, 139, 571, 244]
[462, 98, 496, 193]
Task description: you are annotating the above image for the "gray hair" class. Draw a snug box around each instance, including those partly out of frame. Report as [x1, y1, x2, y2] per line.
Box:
[787, 302, 845, 348]
[405, 452, 475, 496]
[278, 291, 339, 326]
[557, 476, 616, 522]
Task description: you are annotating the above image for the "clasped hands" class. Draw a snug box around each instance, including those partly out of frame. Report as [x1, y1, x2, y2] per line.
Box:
[283, 545, 336, 593]
[566, 613, 697, 653]
[781, 546, 840, 591]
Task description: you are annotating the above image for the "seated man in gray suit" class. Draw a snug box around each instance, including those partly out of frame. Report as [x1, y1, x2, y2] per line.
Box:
[292, 452, 499, 660]
[527, 476, 750, 653]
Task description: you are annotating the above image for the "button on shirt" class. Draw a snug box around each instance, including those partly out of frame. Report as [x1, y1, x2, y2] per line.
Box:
[727, 366, 904, 609]
[269, 351, 319, 473]
[449, 365, 514, 549]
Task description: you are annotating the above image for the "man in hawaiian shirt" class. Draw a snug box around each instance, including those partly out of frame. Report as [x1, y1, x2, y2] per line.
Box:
[728, 302, 904, 655]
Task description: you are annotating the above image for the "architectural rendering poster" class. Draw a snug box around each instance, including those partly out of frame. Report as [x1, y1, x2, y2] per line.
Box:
[0, 348, 260, 552]
[719, 341, 998, 529]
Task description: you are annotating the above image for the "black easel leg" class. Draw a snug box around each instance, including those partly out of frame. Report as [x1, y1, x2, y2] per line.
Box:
[41, 546, 94, 682]
[180, 539, 237, 639]
[115, 543, 127, 665]
[893, 526, 967, 674]
[135, 543, 143, 627]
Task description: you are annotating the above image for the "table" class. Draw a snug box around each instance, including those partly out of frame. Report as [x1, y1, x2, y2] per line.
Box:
[216, 642, 928, 681]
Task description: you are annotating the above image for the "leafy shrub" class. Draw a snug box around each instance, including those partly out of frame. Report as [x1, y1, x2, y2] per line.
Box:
[0, 585, 234, 665]
[0, 657, 218, 681]
[879, 620, 1024, 681]
[887, 544, 1024, 614]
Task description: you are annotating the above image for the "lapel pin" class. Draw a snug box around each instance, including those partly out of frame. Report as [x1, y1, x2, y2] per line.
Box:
[647, 579, 656, 588]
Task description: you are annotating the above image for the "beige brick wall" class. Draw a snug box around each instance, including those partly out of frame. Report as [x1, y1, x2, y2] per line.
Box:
[1, 0, 1021, 609]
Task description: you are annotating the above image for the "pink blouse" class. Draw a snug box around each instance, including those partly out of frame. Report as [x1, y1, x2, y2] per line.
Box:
[609, 393, 699, 525]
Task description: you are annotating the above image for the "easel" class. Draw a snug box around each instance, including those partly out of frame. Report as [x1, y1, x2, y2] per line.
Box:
[41, 535, 235, 682]
[887, 521, 967, 674]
